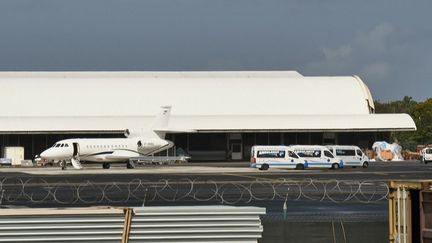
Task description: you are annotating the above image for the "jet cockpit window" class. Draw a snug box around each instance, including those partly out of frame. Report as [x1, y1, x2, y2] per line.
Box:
[65, 144, 69, 147]
[60, 144, 64, 147]
[55, 144, 61, 147]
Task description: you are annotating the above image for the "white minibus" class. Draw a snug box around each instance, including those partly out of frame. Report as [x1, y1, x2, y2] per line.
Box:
[327, 145, 369, 168]
[290, 145, 344, 169]
[250, 145, 308, 170]
[421, 147, 432, 164]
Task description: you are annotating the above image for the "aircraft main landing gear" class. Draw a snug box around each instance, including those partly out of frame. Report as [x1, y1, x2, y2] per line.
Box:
[126, 161, 135, 169]
[102, 163, 110, 169]
[60, 161, 67, 170]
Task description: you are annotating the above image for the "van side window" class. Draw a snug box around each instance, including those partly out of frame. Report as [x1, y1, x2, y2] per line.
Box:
[356, 149, 362, 156]
[257, 150, 285, 158]
[324, 150, 334, 158]
[297, 150, 321, 158]
[336, 149, 355, 156]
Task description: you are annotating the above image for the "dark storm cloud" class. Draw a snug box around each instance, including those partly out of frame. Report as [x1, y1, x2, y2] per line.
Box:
[0, 0, 431, 101]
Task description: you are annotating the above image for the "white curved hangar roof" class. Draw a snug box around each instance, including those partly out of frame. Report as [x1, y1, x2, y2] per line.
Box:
[0, 71, 415, 133]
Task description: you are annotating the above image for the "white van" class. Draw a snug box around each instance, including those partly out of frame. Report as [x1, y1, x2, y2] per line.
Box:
[327, 145, 369, 168]
[421, 147, 432, 164]
[250, 145, 308, 170]
[290, 145, 343, 169]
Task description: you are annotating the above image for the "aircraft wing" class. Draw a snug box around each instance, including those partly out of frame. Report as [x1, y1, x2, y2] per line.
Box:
[153, 128, 196, 133]
[105, 150, 140, 160]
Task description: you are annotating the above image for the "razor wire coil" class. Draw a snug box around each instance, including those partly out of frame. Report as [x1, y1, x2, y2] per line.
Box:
[0, 177, 389, 206]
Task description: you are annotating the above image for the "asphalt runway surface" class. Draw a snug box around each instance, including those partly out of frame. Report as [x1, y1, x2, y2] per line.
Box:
[2, 160, 432, 180]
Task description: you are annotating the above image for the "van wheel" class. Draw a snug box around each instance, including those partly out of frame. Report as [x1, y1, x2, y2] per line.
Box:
[331, 163, 340, 169]
[260, 164, 269, 171]
[362, 162, 369, 168]
[295, 164, 305, 170]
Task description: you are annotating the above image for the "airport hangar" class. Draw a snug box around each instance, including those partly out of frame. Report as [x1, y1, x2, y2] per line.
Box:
[0, 71, 416, 161]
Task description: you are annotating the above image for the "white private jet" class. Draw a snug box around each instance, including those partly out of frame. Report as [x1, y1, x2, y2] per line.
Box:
[40, 106, 179, 170]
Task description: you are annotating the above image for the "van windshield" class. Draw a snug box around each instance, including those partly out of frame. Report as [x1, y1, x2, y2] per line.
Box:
[324, 150, 334, 158]
[288, 151, 299, 159]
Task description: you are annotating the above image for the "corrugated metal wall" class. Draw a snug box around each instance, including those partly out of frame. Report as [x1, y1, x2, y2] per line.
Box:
[129, 206, 265, 243]
[388, 181, 432, 243]
[0, 206, 265, 243]
[0, 208, 125, 243]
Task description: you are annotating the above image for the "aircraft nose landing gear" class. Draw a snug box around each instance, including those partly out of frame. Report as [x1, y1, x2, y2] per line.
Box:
[102, 163, 110, 169]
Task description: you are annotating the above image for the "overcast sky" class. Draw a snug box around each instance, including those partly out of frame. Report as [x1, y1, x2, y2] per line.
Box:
[0, 0, 431, 101]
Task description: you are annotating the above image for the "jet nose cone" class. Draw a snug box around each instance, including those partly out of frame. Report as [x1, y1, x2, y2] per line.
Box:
[40, 149, 52, 160]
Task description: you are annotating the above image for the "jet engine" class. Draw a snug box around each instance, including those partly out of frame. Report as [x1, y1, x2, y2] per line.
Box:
[124, 129, 130, 138]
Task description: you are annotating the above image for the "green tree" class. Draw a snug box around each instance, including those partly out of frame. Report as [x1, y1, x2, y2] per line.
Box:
[411, 98, 432, 145]
[375, 96, 417, 113]
[375, 96, 420, 150]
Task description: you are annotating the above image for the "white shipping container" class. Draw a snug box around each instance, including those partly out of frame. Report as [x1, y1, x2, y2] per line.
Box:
[2, 147, 24, 166]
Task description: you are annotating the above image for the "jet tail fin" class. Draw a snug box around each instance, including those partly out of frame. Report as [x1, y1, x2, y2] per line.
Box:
[151, 106, 196, 138]
[151, 106, 171, 138]
[125, 106, 172, 139]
